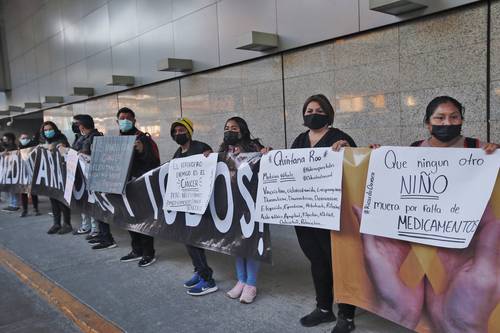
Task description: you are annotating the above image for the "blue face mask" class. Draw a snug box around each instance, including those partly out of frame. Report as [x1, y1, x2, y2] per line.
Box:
[118, 119, 134, 132]
[44, 130, 55, 139]
[20, 138, 30, 146]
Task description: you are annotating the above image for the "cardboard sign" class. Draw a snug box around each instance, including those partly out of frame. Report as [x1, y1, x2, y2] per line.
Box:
[88, 136, 135, 194]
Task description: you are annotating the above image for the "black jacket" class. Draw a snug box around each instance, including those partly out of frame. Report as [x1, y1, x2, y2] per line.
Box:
[120, 127, 160, 178]
[1, 141, 17, 152]
[291, 128, 356, 149]
[173, 140, 212, 159]
[72, 129, 103, 155]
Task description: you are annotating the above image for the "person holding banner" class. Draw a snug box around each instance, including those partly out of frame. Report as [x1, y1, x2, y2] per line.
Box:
[170, 117, 219, 296]
[1, 133, 20, 212]
[413, 95, 498, 152]
[40, 121, 73, 235]
[291, 94, 357, 333]
[360, 95, 499, 332]
[18, 132, 40, 217]
[71, 114, 102, 236]
[220, 116, 268, 304]
[116, 107, 160, 267]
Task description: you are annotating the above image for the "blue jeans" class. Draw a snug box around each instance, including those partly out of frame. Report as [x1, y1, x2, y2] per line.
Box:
[235, 257, 260, 287]
[9, 193, 19, 208]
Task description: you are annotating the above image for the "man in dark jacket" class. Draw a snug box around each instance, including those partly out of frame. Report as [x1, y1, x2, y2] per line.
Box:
[1, 132, 20, 212]
[116, 107, 160, 267]
[70, 115, 104, 239]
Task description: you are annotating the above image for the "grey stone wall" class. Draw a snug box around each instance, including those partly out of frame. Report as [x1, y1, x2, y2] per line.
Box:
[38, 2, 497, 162]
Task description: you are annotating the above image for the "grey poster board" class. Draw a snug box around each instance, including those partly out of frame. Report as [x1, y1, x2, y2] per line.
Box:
[88, 136, 136, 194]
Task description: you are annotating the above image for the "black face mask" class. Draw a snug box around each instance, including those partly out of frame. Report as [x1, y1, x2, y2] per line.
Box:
[72, 123, 80, 134]
[303, 114, 329, 130]
[223, 131, 241, 145]
[431, 125, 462, 142]
[174, 133, 190, 145]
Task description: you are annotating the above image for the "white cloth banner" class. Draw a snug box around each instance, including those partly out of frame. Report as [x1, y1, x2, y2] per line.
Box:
[256, 148, 344, 230]
[63, 149, 79, 205]
[164, 153, 218, 214]
[360, 146, 500, 248]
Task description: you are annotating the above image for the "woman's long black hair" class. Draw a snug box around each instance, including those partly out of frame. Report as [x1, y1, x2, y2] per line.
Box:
[39, 121, 63, 142]
[218, 116, 263, 153]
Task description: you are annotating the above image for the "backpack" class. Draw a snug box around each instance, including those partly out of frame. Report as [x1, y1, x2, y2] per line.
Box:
[136, 131, 160, 162]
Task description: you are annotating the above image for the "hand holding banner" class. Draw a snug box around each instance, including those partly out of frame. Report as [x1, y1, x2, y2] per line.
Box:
[360, 147, 499, 248]
[256, 148, 344, 230]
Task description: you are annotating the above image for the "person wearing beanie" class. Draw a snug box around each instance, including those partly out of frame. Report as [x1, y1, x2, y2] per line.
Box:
[170, 117, 218, 296]
[291, 94, 357, 333]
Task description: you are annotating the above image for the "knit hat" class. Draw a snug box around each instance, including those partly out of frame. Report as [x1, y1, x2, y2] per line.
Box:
[170, 117, 194, 138]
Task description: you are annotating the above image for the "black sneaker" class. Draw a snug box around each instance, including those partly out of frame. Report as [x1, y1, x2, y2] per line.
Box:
[88, 238, 103, 244]
[58, 224, 73, 234]
[34, 209, 41, 216]
[331, 317, 355, 333]
[138, 256, 156, 267]
[20, 210, 28, 217]
[86, 233, 99, 241]
[120, 252, 142, 262]
[92, 242, 117, 250]
[300, 308, 336, 327]
[47, 225, 61, 234]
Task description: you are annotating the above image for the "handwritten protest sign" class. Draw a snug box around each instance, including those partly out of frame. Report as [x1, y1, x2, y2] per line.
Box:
[164, 153, 218, 214]
[63, 149, 79, 204]
[88, 136, 135, 194]
[360, 147, 499, 248]
[256, 148, 344, 230]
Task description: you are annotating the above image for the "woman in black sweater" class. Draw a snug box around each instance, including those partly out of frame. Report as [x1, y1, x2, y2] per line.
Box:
[291, 94, 356, 333]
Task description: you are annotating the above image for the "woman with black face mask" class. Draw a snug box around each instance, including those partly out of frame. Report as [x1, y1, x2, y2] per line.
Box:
[411, 96, 498, 151]
[219, 116, 269, 304]
[291, 94, 357, 333]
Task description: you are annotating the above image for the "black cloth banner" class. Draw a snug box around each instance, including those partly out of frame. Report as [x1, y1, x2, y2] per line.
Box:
[30, 147, 272, 262]
[0, 148, 36, 193]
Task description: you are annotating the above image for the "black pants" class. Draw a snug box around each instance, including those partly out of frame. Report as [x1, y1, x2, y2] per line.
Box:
[97, 221, 114, 243]
[49, 198, 70, 226]
[129, 231, 155, 258]
[21, 193, 38, 211]
[186, 245, 213, 281]
[295, 226, 355, 319]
